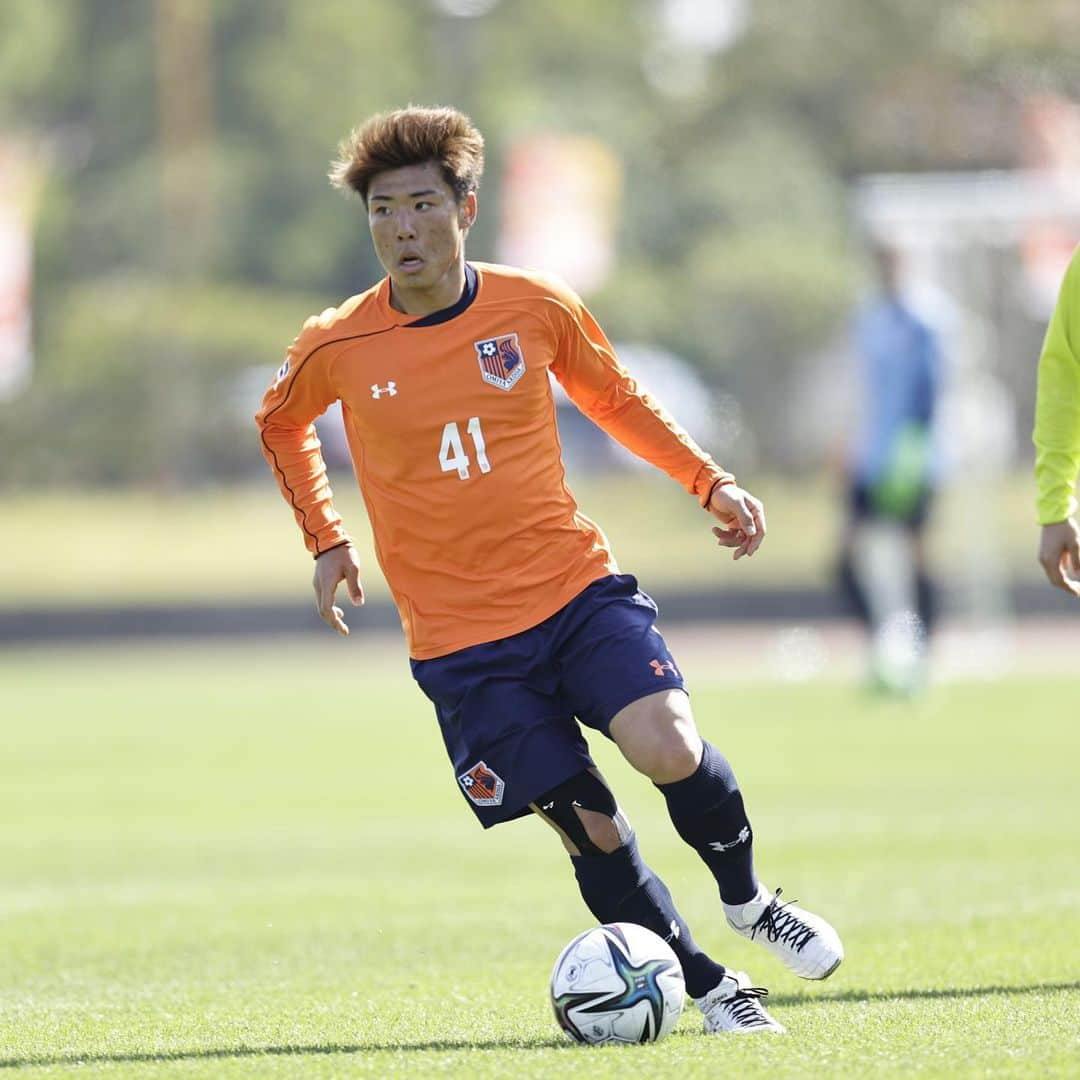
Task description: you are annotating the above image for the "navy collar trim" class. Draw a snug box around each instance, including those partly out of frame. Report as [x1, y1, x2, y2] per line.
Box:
[405, 263, 478, 328]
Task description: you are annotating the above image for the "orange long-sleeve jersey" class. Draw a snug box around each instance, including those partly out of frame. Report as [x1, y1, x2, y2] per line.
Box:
[256, 263, 734, 659]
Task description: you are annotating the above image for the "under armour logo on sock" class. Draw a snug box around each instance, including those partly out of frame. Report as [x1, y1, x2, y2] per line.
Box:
[708, 826, 750, 852]
[371, 381, 397, 399]
[669, 919, 681, 940]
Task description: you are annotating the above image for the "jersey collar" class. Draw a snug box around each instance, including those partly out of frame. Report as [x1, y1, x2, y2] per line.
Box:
[405, 263, 479, 327]
[376, 264, 479, 329]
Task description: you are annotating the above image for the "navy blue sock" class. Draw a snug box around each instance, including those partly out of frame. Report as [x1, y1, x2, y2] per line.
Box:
[571, 835, 725, 999]
[657, 741, 759, 905]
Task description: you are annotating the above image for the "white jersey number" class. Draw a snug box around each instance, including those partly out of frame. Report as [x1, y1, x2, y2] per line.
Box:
[439, 417, 491, 480]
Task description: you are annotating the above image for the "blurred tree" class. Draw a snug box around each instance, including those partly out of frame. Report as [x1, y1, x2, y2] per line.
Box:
[0, 0, 1075, 485]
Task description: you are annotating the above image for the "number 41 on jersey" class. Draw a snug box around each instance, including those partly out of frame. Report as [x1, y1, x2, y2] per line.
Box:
[439, 417, 491, 480]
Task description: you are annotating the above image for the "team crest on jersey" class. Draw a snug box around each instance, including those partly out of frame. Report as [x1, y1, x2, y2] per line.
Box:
[475, 333, 525, 391]
[458, 761, 505, 807]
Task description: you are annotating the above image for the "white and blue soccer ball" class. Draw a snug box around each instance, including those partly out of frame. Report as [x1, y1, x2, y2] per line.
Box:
[550, 922, 685, 1045]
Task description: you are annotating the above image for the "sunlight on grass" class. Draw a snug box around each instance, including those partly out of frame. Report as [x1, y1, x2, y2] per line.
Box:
[1, 644, 1077, 1077]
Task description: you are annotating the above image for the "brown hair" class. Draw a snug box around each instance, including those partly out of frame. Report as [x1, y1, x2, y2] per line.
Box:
[329, 106, 485, 205]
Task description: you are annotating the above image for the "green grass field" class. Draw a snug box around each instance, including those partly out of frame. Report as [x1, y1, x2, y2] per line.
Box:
[0, 471, 1047, 606]
[2, 640, 1078, 1078]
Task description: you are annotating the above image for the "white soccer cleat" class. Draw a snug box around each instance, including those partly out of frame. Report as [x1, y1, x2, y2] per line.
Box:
[693, 970, 786, 1034]
[725, 886, 844, 980]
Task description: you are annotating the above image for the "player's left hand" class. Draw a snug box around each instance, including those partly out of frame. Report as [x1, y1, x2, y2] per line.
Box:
[708, 483, 766, 560]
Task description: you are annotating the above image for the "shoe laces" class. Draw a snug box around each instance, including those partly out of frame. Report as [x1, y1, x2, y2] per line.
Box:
[750, 888, 815, 952]
[713, 983, 774, 1029]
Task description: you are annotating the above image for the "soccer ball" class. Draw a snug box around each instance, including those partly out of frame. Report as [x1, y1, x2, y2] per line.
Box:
[550, 922, 685, 1045]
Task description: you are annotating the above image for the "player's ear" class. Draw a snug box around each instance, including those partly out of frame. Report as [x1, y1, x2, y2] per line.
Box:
[459, 192, 477, 230]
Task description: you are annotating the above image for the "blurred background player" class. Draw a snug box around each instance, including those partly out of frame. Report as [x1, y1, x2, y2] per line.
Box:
[837, 242, 944, 694]
[256, 106, 843, 1036]
[1034, 244, 1080, 598]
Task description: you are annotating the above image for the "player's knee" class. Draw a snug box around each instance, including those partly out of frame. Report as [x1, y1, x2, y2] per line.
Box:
[649, 728, 701, 783]
[627, 720, 701, 784]
[533, 770, 631, 857]
[611, 691, 702, 784]
[575, 808, 624, 854]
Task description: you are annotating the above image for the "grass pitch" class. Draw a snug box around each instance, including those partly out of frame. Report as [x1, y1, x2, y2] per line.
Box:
[0, 471, 1049, 607]
[1, 639, 1078, 1078]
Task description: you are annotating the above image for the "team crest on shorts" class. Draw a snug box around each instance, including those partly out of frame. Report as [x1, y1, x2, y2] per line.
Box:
[475, 333, 525, 391]
[458, 761, 505, 807]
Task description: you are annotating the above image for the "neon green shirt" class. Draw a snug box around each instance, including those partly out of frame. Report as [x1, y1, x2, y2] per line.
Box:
[1034, 246, 1080, 524]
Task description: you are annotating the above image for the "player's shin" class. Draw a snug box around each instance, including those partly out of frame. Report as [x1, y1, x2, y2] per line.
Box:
[570, 836, 726, 999]
[656, 741, 759, 905]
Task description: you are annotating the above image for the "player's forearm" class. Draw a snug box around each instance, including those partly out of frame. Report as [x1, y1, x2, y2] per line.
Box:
[577, 383, 734, 504]
[1033, 393, 1080, 524]
[1035, 449, 1080, 524]
[258, 424, 350, 555]
[1033, 303, 1080, 524]
[550, 291, 733, 502]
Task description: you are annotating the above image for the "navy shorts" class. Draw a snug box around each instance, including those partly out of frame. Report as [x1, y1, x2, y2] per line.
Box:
[849, 480, 934, 531]
[410, 574, 686, 828]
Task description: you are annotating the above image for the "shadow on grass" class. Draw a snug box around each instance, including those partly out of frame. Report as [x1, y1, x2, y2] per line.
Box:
[0, 1035, 571, 1071]
[3, 981, 1077, 1071]
[772, 979, 1080, 1008]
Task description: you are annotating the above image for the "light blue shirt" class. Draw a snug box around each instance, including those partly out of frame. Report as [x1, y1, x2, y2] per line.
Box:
[849, 296, 942, 486]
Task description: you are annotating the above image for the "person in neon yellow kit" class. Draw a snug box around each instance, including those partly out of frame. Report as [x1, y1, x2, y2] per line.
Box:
[1034, 247, 1080, 597]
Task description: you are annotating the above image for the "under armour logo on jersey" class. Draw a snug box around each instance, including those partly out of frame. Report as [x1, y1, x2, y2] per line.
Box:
[650, 658, 679, 677]
[708, 826, 750, 852]
[371, 381, 397, 399]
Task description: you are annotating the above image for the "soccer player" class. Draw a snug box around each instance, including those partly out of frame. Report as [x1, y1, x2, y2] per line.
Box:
[836, 243, 943, 694]
[1034, 245, 1080, 598]
[256, 106, 843, 1035]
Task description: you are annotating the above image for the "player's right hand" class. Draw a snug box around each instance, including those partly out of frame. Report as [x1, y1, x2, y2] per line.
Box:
[313, 543, 365, 635]
[1038, 519, 1080, 598]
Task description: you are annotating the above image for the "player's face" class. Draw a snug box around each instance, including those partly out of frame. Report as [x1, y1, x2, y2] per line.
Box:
[367, 161, 476, 316]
